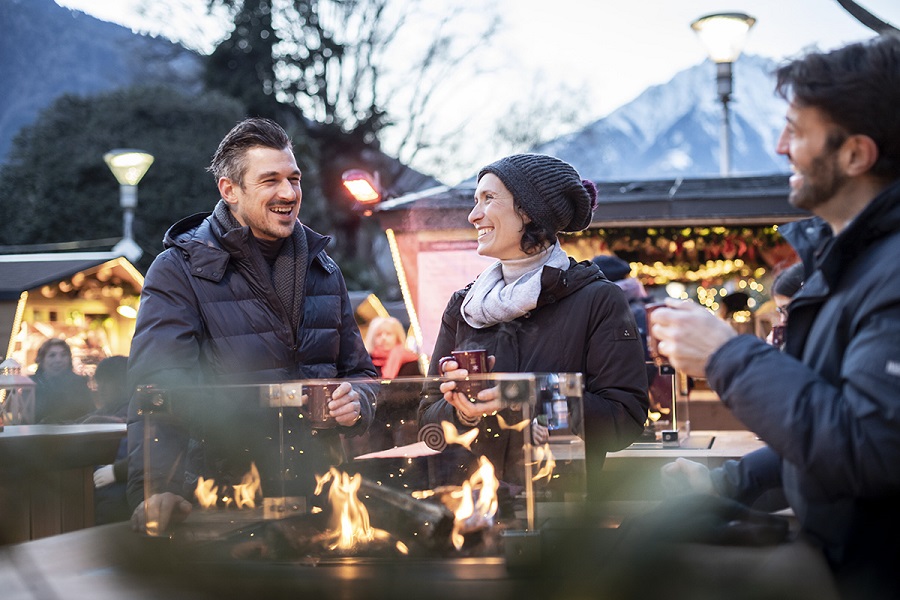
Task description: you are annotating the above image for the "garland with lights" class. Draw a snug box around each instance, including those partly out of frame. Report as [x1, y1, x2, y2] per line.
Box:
[563, 225, 798, 284]
[562, 225, 800, 313]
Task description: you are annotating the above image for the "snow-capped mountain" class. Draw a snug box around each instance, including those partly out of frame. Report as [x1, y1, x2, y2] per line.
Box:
[535, 54, 790, 180]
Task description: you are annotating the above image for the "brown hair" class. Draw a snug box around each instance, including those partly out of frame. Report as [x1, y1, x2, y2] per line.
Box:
[35, 338, 72, 372]
[207, 117, 292, 188]
[775, 34, 900, 181]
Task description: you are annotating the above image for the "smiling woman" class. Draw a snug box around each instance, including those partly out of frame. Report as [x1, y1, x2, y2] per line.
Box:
[419, 153, 650, 501]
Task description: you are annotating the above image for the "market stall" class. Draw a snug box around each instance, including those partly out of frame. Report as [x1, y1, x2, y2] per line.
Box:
[0, 252, 144, 379]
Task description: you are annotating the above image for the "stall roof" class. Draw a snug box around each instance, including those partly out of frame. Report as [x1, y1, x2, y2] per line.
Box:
[372, 173, 808, 231]
[0, 252, 135, 301]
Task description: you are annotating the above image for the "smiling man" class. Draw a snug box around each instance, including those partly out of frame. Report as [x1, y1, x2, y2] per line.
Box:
[125, 118, 377, 534]
[651, 34, 900, 598]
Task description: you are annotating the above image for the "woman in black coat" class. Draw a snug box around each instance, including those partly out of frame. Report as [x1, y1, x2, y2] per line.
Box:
[419, 154, 649, 503]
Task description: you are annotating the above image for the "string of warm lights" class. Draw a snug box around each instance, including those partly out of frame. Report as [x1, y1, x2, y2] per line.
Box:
[385, 228, 426, 367]
[629, 258, 770, 312]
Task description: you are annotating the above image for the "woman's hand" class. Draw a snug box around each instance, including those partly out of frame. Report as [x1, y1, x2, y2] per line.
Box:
[438, 355, 500, 423]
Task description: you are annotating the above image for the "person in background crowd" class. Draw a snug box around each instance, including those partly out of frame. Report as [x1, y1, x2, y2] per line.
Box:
[769, 261, 805, 331]
[80, 355, 131, 524]
[365, 316, 421, 379]
[420, 153, 649, 501]
[654, 34, 900, 598]
[126, 117, 377, 535]
[32, 338, 93, 424]
[345, 316, 423, 456]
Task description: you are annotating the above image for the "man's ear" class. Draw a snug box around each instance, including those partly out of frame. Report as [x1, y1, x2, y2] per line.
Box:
[842, 134, 879, 177]
[218, 177, 237, 205]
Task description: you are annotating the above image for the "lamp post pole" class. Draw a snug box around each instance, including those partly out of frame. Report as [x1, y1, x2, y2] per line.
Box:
[691, 12, 756, 177]
[119, 183, 138, 249]
[104, 149, 154, 263]
[717, 61, 734, 177]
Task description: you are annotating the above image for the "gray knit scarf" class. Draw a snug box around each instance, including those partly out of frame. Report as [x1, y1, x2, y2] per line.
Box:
[213, 201, 308, 334]
[461, 243, 569, 329]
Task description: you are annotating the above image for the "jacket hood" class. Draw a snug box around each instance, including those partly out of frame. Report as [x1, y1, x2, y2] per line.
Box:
[161, 207, 331, 270]
[537, 258, 605, 307]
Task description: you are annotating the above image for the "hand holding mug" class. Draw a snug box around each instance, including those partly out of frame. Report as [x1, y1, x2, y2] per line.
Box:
[438, 349, 500, 420]
[648, 299, 737, 378]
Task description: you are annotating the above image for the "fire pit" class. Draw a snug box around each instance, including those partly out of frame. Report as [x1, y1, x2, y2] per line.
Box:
[135, 373, 586, 569]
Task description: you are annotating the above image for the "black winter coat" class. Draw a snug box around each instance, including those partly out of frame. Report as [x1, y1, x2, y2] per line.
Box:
[419, 258, 649, 496]
[706, 179, 900, 595]
[126, 208, 377, 509]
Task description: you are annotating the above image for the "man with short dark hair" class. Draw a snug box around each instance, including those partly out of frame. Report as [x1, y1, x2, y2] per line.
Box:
[653, 34, 900, 597]
[126, 117, 376, 534]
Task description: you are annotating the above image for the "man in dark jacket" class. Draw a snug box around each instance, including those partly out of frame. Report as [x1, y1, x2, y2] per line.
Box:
[126, 118, 377, 534]
[653, 35, 900, 598]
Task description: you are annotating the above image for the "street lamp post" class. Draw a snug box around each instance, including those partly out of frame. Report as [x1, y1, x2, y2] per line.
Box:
[104, 149, 154, 263]
[690, 12, 756, 177]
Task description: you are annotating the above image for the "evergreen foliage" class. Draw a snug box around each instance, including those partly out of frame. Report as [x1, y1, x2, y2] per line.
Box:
[0, 85, 245, 271]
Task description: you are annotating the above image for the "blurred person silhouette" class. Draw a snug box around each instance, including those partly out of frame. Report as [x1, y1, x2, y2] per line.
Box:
[652, 35, 900, 598]
[767, 262, 805, 336]
[365, 316, 422, 379]
[126, 118, 377, 535]
[420, 153, 649, 502]
[345, 316, 422, 456]
[80, 356, 131, 524]
[32, 338, 93, 424]
[718, 290, 754, 335]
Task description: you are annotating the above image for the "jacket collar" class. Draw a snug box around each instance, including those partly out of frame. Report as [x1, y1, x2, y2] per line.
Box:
[781, 178, 900, 296]
[162, 207, 331, 283]
[535, 258, 604, 307]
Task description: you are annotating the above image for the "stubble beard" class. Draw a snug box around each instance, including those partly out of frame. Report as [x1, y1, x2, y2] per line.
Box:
[789, 148, 848, 213]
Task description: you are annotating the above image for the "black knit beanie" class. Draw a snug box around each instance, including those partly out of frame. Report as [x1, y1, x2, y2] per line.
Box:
[773, 262, 805, 297]
[477, 154, 598, 233]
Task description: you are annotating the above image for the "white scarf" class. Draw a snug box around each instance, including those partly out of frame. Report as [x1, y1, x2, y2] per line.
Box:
[461, 243, 570, 329]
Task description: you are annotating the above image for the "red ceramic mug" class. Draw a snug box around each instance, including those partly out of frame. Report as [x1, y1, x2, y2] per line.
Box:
[439, 349, 488, 401]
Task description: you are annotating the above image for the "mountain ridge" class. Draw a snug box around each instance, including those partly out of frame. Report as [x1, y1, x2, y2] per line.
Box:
[0, 0, 202, 162]
[535, 54, 789, 180]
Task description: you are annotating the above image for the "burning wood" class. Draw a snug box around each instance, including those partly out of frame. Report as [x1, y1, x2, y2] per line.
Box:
[311, 468, 403, 554]
[176, 454, 514, 561]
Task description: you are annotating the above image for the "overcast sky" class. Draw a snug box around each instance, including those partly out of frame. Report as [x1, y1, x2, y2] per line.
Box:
[54, 0, 898, 181]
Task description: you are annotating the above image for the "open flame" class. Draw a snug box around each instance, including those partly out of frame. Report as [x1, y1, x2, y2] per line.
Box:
[530, 443, 557, 483]
[440, 420, 479, 450]
[233, 462, 261, 509]
[495, 413, 530, 432]
[314, 467, 407, 555]
[449, 456, 499, 550]
[194, 462, 262, 509]
[195, 476, 219, 509]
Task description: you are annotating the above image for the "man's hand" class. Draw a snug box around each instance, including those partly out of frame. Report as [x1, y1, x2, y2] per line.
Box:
[131, 492, 192, 535]
[329, 381, 363, 427]
[531, 419, 550, 445]
[93, 464, 115, 488]
[660, 457, 716, 496]
[649, 299, 737, 378]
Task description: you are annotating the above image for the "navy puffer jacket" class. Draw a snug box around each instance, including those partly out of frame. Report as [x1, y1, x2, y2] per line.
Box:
[126, 207, 376, 509]
[706, 179, 900, 594]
